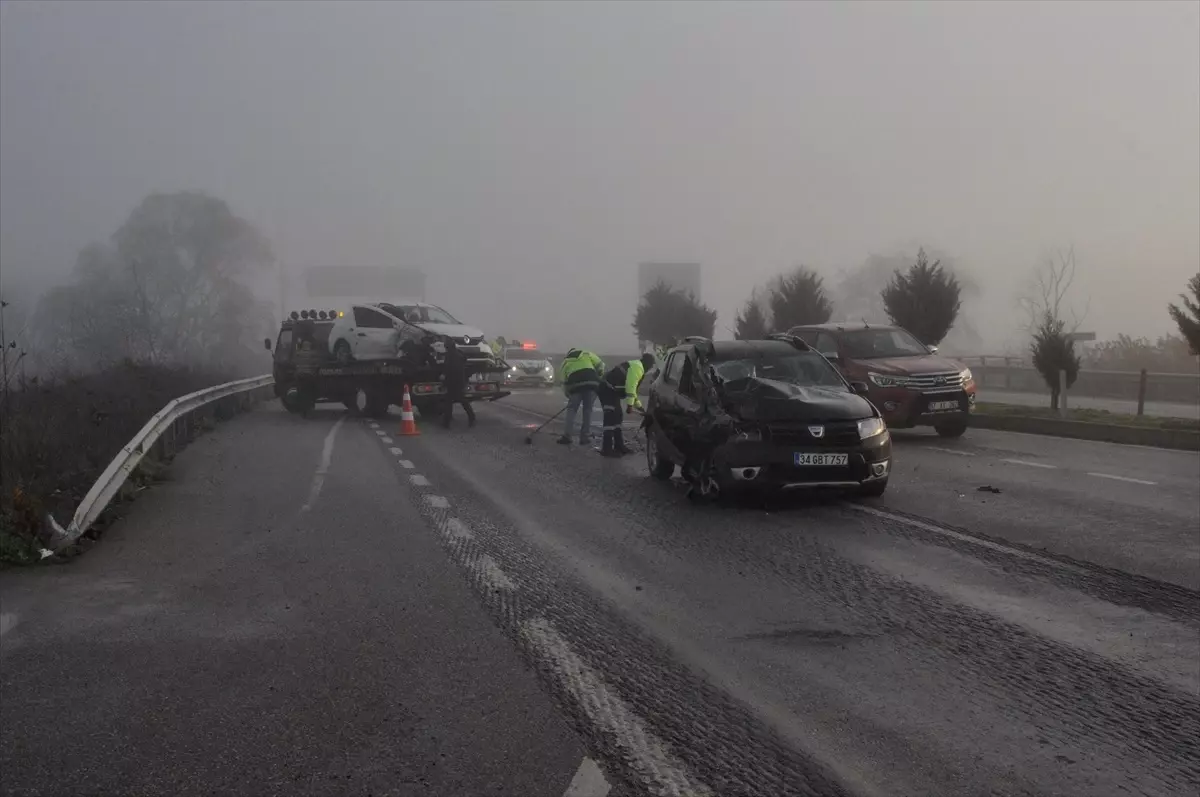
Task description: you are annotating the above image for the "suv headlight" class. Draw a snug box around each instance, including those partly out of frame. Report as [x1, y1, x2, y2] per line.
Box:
[868, 372, 908, 388]
[960, 368, 973, 383]
[857, 417, 886, 440]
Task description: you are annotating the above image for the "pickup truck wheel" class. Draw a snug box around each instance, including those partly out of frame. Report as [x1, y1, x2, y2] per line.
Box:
[934, 419, 968, 438]
[858, 477, 889, 498]
[645, 432, 675, 480]
[333, 340, 354, 364]
[363, 390, 389, 419]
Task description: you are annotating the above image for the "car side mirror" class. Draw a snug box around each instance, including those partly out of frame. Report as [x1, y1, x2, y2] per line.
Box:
[850, 381, 870, 396]
[264, 338, 272, 351]
[927, 345, 939, 354]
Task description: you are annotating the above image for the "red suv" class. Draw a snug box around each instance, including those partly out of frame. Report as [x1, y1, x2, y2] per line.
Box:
[787, 323, 977, 437]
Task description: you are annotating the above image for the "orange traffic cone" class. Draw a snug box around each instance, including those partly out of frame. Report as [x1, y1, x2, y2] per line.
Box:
[399, 385, 421, 436]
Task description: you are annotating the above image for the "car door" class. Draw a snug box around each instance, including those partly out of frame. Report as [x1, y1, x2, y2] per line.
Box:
[650, 352, 681, 425]
[353, 307, 396, 359]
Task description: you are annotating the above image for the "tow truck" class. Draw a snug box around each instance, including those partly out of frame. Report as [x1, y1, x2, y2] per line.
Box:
[267, 309, 511, 418]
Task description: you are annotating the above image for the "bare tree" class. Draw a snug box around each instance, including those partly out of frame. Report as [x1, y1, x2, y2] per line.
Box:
[1016, 246, 1090, 333]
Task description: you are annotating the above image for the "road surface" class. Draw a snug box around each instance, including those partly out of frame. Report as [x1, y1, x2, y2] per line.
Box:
[2, 394, 1198, 796]
[980, 388, 1200, 420]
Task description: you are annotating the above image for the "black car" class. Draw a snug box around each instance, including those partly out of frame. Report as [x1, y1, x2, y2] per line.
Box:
[642, 334, 892, 500]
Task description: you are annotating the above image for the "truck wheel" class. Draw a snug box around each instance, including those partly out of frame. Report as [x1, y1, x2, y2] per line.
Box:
[645, 432, 675, 481]
[333, 340, 354, 364]
[858, 477, 888, 498]
[935, 419, 968, 438]
[363, 391, 389, 419]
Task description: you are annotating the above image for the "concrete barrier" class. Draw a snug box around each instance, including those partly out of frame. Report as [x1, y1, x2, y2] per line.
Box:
[971, 411, 1200, 451]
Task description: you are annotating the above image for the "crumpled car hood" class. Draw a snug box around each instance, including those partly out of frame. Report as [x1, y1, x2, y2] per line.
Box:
[721, 377, 874, 422]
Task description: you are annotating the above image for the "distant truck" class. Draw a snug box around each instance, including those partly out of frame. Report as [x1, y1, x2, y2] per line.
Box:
[267, 310, 510, 418]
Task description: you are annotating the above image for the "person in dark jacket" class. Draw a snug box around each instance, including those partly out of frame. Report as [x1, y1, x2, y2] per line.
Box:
[442, 337, 476, 428]
[291, 320, 324, 415]
[598, 353, 655, 457]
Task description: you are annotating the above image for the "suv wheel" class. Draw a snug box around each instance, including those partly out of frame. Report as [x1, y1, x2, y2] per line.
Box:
[935, 419, 968, 438]
[333, 340, 354, 364]
[645, 431, 675, 480]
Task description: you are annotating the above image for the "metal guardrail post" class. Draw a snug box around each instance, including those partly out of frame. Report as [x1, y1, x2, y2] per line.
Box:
[1137, 368, 1148, 416]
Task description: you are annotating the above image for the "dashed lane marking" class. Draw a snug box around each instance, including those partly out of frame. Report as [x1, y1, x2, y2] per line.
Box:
[301, 417, 346, 512]
[389, 447, 403, 456]
[563, 757, 612, 797]
[1088, 472, 1158, 485]
[368, 422, 379, 429]
[0, 613, 17, 640]
[846, 503, 1091, 576]
[399, 460, 415, 469]
[925, 446, 975, 456]
[445, 517, 474, 541]
[522, 618, 714, 797]
[410, 474, 431, 487]
[478, 554, 517, 592]
[381, 436, 394, 444]
[375, 429, 387, 437]
[424, 495, 450, 509]
[1000, 458, 1057, 469]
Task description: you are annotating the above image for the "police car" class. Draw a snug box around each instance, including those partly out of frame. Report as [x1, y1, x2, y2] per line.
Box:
[501, 341, 555, 387]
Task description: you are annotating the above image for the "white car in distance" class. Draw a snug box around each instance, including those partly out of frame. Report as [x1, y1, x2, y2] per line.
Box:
[501, 343, 555, 387]
[327, 301, 493, 364]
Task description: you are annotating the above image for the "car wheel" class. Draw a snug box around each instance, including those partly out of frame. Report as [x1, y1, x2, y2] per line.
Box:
[935, 419, 968, 438]
[333, 339, 354, 364]
[363, 390, 390, 419]
[645, 431, 675, 481]
[858, 477, 888, 498]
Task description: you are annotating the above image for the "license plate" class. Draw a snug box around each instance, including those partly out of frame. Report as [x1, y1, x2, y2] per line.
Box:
[928, 400, 960, 412]
[794, 453, 849, 467]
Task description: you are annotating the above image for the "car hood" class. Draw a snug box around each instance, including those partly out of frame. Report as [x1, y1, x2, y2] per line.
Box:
[721, 377, 874, 422]
[854, 354, 965, 375]
[507, 359, 549, 369]
[419, 322, 486, 341]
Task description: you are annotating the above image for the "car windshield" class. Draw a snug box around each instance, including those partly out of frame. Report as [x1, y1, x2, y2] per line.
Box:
[506, 349, 547, 360]
[840, 328, 929, 358]
[382, 304, 461, 325]
[712, 352, 845, 388]
[421, 305, 460, 324]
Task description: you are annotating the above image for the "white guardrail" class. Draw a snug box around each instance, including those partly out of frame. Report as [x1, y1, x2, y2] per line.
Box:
[41, 374, 275, 556]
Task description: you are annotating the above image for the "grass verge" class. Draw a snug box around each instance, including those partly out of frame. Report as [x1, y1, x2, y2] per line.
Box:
[975, 402, 1200, 431]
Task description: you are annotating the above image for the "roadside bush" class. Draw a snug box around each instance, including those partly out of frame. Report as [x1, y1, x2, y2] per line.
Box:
[0, 363, 231, 559]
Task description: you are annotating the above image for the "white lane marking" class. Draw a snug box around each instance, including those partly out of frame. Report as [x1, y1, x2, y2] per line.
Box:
[368, 422, 379, 429]
[445, 517, 474, 541]
[410, 474, 431, 487]
[301, 417, 346, 512]
[381, 436, 394, 444]
[424, 495, 450, 509]
[926, 446, 975, 457]
[847, 504, 1090, 576]
[1000, 458, 1057, 469]
[399, 460, 415, 469]
[523, 618, 713, 797]
[478, 554, 516, 592]
[563, 757, 611, 797]
[0, 613, 17, 640]
[1088, 472, 1158, 485]
[389, 447, 403, 456]
[374, 429, 387, 436]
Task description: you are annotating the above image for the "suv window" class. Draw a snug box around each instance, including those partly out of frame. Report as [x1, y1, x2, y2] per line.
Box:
[841, 328, 927, 358]
[354, 307, 394, 329]
[662, 353, 682, 384]
[813, 332, 839, 357]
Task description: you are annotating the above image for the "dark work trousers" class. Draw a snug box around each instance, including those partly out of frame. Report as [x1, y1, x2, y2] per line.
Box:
[598, 382, 625, 454]
[442, 384, 476, 427]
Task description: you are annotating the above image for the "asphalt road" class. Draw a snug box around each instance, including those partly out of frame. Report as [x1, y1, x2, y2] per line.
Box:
[3, 394, 1199, 796]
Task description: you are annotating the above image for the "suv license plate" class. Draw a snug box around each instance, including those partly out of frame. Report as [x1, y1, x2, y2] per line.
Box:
[794, 453, 849, 467]
[929, 400, 960, 412]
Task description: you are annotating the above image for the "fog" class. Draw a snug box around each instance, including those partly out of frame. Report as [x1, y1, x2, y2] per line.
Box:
[2, 0, 1197, 355]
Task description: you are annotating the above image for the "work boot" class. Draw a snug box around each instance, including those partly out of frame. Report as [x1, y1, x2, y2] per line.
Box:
[613, 429, 634, 456]
[556, 435, 571, 445]
[600, 431, 616, 457]
[578, 434, 593, 446]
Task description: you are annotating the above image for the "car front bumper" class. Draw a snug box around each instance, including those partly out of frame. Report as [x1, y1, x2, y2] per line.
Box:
[868, 385, 977, 428]
[710, 431, 892, 489]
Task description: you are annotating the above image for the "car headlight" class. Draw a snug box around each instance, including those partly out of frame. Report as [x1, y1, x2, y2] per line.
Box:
[543, 364, 553, 372]
[868, 372, 908, 388]
[857, 417, 887, 439]
[960, 368, 973, 383]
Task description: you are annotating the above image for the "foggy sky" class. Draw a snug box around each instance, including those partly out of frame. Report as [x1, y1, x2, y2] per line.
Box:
[2, 0, 1197, 353]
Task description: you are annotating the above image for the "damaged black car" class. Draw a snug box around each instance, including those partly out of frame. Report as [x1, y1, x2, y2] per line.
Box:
[642, 334, 892, 500]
